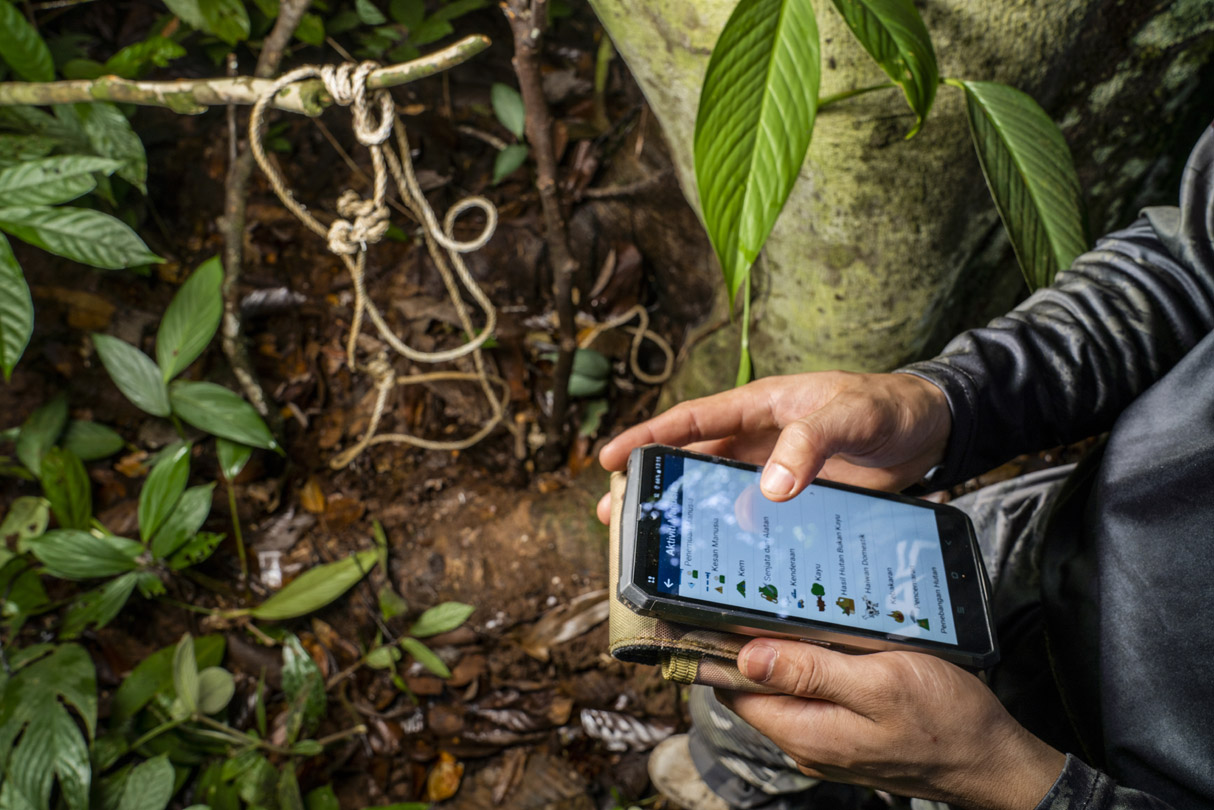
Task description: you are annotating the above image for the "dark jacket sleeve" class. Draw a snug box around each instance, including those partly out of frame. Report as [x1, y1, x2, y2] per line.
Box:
[1034, 757, 1178, 810]
[900, 123, 1214, 489]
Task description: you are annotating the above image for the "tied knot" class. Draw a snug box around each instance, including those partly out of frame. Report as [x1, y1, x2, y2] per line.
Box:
[365, 353, 394, 385]
[319, 61, 394, 146]
[327, 189, 390, 255]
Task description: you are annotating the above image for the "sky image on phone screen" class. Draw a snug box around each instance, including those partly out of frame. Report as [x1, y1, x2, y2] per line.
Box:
[649, 453, 959, 645]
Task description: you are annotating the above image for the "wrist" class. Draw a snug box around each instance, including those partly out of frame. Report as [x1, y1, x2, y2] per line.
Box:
[964, 729, 1067, 810]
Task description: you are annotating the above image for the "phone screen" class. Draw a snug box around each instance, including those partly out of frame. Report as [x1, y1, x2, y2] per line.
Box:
[641, 451, 961, 647]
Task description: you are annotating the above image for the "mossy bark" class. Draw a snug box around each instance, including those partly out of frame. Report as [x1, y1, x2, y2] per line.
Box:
[589, 0, 1214, 400]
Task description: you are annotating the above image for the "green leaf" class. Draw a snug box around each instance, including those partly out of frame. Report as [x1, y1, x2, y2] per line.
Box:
[490, 83, 526, 140]
[0, 644, 96, 810]
[409, 601, 474, 638]
[172, 634, 199, 714]
[200, 0, 251, 44]
[15, 393, 67, 476]
[216, 437, 252, 482]
[694, 0, 820, 307]
[364, 644, 401, 669]
[409, 15, 452, 45]
[102, 36, 187, 80]
[431, 0, 488, 22]
[169, 380, 278, 449]
[0, 133, 58, 166]
[399, 637, 450, 678]
[39, 446, 92, 530]
[0, 552, 50, 623]
[0, 205, 161, 269]
[829, 0, 937, 137]
[567, 371, 607, 398]
[0, 155, 120, 206]
[250, 548, 378, 620]
[953, 79, 1088, 289]
[157, 256, 223, 380]
[111, 635, 224, 723]
[74, 102, 149, 193]
[0, 234, 33, 381]
[168, 530, 225, 570]
[234, 755, 276, 807]
[389, 0, 424, 28]
[294, 12, 324, 46]
[278, 765, 304, 810]
[151, 483, 214, 560]
[305, 785, 340, 810]
[60, 570, 139, 638]
[138, 442, 190, 543]
[378, 584, 408, 620]
[197, 666, 235, 714]
[282, 634, 325, 743]
[27, 529, 142, 579]
[162, 0, 208, 30]
[577, 397, 609, 438]
[571, 347, 610, 379]
[0, 0, 54, 82]
[493, 143, 528, 185]
[116, 754, 175, 810]
[0, 495, 49, 550]
[62, 420, 125, 460]
[356, 0, 387, 24]
[93, 334, 171, 417]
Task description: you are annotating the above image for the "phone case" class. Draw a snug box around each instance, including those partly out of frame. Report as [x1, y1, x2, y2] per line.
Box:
[607, 471, 777, 693]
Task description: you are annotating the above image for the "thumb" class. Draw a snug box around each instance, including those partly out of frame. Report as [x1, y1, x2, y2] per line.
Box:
[739, 639, 864, 706]
[759, 397, 878, 501]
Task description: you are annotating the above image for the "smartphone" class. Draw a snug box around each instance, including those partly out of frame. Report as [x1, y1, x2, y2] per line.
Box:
[617, 445, 999, 669]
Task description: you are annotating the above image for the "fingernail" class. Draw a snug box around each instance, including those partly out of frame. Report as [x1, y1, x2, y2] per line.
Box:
[761, 463, 795, 498]
[741, 644, 777, 682]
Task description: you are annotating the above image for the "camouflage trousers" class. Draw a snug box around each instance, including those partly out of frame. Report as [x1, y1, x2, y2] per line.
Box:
[687, 465, 1077, 810]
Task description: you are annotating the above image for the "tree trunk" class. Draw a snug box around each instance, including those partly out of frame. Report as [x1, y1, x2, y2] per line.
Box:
[588, 0, 1214, 399]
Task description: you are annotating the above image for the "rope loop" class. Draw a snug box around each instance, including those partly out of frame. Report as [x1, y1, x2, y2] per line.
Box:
[437, 195, 498, 253]
[318, 61, 394, 146]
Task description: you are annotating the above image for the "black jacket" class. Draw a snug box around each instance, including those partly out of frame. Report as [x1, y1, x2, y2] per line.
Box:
[904, 121, 1214, 810]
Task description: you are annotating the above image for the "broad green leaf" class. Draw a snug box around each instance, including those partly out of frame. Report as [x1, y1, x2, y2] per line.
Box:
[0, 233, 33, 380]
[0, 0, 54, 82]
[0, 134, 58, 166]
[197, 667, 235, 715]
[954, 80, 1088, 289]
[567, 371, 607, 398]
[294, 13, 324, 46]
[378, 584, 408, 620]
[409, 16, 452, 46]
[73, 102, 148, 193]
[399, 637, 450, 678]
[15, 393, 68, 476]
[28, 529, 142, 580]
[0, 644, 96, 810]
[234, 755, 276, 807]
[432, 0, 488, 22]
[216, 437, 252, 481]
[0, 552, 50, 622]
[364, 644, 401, 669]
[389, 0, 424, 28]
[491, 83, 526, 140]
[0, 155, 120, 206]
[60, 570, 139, 638]
[116, 754, 175, 810]
[134, 570, 164, 598]
[571, 348, 610, 379]
[93, 334, 172, 417]
[200, 0, 251, 44]
[168, 530, 224, 570]
[278, 764, 304, 810]
[169, 380, 278, 450]
[62, 420, 125, 460]
[356, 0, 387, 25]
[157, 256, 223, 380]
[829, 0, 937, 137]
[250, 548, 378, 620]
[151, 483, 214, 560]
[493, 144, 528, 185]
[0, 495, 49, 550]
[408, 601, 474, 638]
[162, 0, 208, 30]
[102, 36, 187, 80]
[139, 442, 190, 543]
[305, 785, 340, 810]
[172, 634, 199, 714]
[694, 0, 820, 307]
[39, 446, 92, 530]
[111, 635, 224, 722]
[0, 205, 162, 270]
[282, 635, 325, 743]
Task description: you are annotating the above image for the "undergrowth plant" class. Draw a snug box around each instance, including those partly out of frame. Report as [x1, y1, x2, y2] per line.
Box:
[694, 0, 1090, 383]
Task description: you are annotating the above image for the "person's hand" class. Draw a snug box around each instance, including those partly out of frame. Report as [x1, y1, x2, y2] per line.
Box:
[596, 371, 951, 524]
[721, 639, 1066, 810]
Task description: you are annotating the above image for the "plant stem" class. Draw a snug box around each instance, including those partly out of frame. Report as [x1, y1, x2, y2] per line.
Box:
[227, 482, 248, 587]
[129, 716, 187, 751]
[817, 81, 896, 111]
[735, 278, 752, 388]
[0, 36, 491, 115]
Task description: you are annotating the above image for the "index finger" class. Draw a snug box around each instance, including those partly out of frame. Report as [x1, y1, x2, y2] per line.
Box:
[598, 384, 772, 470]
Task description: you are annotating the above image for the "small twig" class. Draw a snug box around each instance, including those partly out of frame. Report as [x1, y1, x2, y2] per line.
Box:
[579, 169, 671, 200]
[456, 124, 509, 151]
[504, 0, 580, 471]
[312, 117, 417, 223]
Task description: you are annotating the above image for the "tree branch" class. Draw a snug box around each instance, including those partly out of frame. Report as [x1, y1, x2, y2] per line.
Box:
[0, 35, 490, 115]
[504, 0, 580, 471]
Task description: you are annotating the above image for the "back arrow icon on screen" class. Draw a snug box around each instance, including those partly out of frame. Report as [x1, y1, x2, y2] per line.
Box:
[664, 579, 674, 588]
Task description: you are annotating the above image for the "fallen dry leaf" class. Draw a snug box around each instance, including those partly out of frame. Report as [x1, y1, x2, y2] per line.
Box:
[425, 752, 464, 802]
[300, 477, 327, 514]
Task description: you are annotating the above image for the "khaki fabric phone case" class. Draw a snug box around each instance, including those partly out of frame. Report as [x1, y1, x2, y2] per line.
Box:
[607, 471, 777, 693]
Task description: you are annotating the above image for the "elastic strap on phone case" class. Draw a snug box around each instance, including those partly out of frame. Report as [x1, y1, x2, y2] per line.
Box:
[607, 471, 777, 694]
